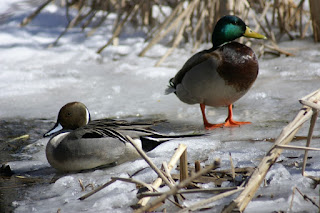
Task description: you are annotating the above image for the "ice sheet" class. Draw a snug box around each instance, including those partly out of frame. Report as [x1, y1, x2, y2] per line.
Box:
[1, 2, 320, 212]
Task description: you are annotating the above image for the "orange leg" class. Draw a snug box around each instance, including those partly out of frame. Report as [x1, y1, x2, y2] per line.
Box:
[224, 104, 251, 126]
[200, 104, 251, 130]
[200, 104, 224, 129]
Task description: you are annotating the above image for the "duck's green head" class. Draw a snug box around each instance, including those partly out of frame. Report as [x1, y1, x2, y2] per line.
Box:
[212, 15, 266, 48]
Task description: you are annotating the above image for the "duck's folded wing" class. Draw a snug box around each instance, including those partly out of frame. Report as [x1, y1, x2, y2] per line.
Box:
[86, 119, 165, 137]
[63, 136, 126, 158]
[65, 124, 125, 142]
[169, 49, 221, 89]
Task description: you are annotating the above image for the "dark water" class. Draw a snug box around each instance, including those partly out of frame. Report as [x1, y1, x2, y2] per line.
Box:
[0, 119, 53, 213]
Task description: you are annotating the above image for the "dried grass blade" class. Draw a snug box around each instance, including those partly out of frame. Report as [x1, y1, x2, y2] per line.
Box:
[222, 89, 320, 212]
[135, 163, 216, 213]
[137, 143, 187, 206]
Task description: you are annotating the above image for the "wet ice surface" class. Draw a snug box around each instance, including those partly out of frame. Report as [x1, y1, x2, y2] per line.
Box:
[1, 2, 320, 213]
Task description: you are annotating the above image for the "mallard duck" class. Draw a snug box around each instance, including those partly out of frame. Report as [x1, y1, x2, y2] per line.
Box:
[44, 102, 201, 172]
[165, 15, 266, 130]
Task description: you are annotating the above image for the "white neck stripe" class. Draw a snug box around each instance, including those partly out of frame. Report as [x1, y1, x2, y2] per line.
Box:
[46, 123, 63, 136]
[85, 107, 90, 124]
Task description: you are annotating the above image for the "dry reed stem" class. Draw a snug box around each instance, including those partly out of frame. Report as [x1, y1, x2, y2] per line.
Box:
[79, 144, 187, 202]
[180, 149, 188, 182]
[264, 43, 294, 56]
[125, 136, 173, 188]
[162, 162, 177, 185]
[138, 1, 185, 57]
[78, 179, 85, 191]
[144, 1, 183, 43]
[301, 89, 320, 100]
[178, 187, 244, 212]
[251, 1, 271, 35]
[162, 162, 185, 203]
[135, 163, 216, 213]
[275, 144, 320, 151]
[192, 3, 207, 38]
[300, 100, 320, 110]
[113, 174, 183, 209]
[155, 0, 199, 66]
[288, 0, 305, 26]
[49, 0, 87, 47]
[302, 110, 319, 176]
[300, 91, 320, 176]
[137, 143, 187, 206]
[195, 160, 201, 172]
[20, 0, 53, 27]
[229, 153, 235, 180]
[222, 89, 320, 213]
[111, 177, 154, 191]
[81, 10, 96, 30]
[289, 184, 296, 210]
[309, 0, 320, 42]
[138, 187, 239, 198]
[86, 12, 109, 36]
[97, 0, 143, 53]
[301, 18, 312, 39]
[174, 162, 254, 186]
[69, 4, 91, 29]
[79, 179, 116, 200]
[210, 167, 252, 174]
[7, 134, 30, 143]
[20, 0, 316, 59]
[289, 187, 320, 210]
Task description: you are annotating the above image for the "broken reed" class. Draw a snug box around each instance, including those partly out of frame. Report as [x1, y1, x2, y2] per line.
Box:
[22, 0, 315, 65]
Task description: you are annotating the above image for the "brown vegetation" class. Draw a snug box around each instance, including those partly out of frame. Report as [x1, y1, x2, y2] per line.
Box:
[20, 0, 320, 65]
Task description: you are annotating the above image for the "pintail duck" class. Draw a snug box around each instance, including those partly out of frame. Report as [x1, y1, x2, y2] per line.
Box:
[166, 15, 266, 130]
[44, 102, 200, 172]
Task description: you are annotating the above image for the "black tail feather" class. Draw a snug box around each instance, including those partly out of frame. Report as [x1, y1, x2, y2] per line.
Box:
[141, 133, 205, 152]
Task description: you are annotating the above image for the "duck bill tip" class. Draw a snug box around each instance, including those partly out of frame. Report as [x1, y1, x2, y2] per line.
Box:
[244, 26, 267, 39]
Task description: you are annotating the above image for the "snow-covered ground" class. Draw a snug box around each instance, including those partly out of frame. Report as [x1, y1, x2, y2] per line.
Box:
[1, 1, 320, 212]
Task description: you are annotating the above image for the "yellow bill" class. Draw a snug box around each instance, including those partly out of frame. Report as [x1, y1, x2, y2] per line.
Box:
[244, 26, 267, 39]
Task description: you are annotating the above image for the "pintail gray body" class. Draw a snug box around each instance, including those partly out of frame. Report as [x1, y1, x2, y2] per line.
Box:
[44, 102, 201, 172]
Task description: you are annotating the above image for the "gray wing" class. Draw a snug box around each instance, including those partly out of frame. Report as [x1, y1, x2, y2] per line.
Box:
[70, 119, 203, 145]
[169, 49, 220, 90]
[81, 119, 165, 140]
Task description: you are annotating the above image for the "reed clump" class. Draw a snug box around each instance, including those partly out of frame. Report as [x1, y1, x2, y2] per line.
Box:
[21, 0, 317, 65]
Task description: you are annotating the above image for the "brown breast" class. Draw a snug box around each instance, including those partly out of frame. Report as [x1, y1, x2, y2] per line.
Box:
[217, 42, 259, 92]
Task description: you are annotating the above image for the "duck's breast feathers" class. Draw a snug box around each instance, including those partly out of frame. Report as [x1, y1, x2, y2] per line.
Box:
[217, 42, 258, 92]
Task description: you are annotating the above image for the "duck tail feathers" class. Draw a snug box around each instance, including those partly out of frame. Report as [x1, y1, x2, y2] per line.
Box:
[165, 78, 176, 95]
[141, 133, 205, 152]
[165, 86, 175, 95]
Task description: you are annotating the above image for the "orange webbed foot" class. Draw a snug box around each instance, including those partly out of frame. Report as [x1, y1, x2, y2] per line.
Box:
[223, 118, 251, 127]
[200, 104, 251, 130]
[203, 122, 225, 130]
[204, 120, 251, 130]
